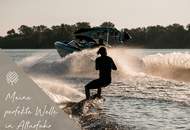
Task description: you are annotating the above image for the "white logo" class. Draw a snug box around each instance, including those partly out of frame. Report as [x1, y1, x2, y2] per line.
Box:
[6, 71, 19, 86]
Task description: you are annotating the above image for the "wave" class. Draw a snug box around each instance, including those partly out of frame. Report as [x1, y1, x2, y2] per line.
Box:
[19, 48, 190, 82]
[19, 49, 98, 78]
[31, 77, 85, 103]
[18, 48, 190, 130]
[142, 52, 190, 82]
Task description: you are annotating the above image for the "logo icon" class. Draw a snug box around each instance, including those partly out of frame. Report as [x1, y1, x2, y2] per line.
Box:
[6, 71, 19, 86]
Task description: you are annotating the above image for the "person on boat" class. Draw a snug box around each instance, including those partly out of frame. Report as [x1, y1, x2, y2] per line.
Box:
[84, 47, 117, 99]
[98, 38, 104, 45]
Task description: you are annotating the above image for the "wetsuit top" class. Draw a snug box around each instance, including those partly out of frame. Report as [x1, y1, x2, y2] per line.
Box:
[95, 55, 117, 80]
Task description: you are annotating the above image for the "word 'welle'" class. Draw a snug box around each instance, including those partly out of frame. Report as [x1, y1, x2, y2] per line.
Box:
[35, 105, 58, 117]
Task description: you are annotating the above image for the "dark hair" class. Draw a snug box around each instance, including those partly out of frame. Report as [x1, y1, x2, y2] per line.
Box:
[97, 47, 107, 56]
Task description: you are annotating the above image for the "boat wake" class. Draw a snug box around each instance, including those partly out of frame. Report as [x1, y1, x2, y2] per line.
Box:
[18, 48, 190, 130]
[19, 48, 190, 82]
[142, 52, 190, 82]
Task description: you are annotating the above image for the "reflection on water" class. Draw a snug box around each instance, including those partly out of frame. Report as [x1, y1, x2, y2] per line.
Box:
[62, 74, 190, 130]
[104, 96, 190, 130]
[4, 48, 190, 130]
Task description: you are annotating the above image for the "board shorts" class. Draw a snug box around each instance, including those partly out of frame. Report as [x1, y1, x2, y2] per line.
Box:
[85, 78, 111, 89]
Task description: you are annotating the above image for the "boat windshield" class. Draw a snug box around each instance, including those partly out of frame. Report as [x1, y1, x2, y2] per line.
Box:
[68, 40, 81, 48]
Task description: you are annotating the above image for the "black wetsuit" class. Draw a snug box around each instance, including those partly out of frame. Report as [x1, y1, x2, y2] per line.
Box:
[85, 55, 117, 99]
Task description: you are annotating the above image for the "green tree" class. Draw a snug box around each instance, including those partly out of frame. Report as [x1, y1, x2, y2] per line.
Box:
[33, 25, 48, 33]
[1, 22, 190, 49]
[7, 29, 16, 36]
[60, 24, 76, 40]
[100, 21, 115, 28]
[127, 27, 146, 47]
[75, 22, 91, 30]
[18, 25, 33, 36]
[186, 24, 190, 31]
[31, 25, 49, 48]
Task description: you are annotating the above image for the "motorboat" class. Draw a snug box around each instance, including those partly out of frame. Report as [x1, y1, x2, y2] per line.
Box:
[54, 27, 131, 57]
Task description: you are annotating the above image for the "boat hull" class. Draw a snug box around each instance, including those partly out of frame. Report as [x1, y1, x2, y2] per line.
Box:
[54, 41, 80, 57]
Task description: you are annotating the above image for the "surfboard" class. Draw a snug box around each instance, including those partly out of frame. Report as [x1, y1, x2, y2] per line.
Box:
[60, 95, 105, 116]
[88, 94, 105, 100]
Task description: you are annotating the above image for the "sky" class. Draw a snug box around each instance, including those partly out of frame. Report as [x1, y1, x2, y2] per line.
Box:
[0, 0, 190, 36]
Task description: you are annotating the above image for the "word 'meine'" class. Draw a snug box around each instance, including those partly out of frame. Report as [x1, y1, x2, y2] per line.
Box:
[5, 91, 32, 103]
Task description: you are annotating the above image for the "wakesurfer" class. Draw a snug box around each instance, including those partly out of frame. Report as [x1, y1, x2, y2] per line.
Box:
[84, 47, 117, 100]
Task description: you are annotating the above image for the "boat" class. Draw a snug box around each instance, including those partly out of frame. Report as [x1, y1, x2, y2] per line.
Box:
[54, 27, 131, 57]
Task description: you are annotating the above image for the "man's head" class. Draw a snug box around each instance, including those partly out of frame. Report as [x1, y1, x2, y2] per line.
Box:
[97, 47, 107, 56]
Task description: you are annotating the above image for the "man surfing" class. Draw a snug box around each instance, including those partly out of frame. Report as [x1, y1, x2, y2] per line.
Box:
[84, 47, 117, 100]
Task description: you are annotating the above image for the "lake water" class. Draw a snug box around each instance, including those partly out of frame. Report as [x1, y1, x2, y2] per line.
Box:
[4, 48, 190, 130]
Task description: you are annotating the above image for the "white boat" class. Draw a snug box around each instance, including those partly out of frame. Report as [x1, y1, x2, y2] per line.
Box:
[55, 27, 131, 57]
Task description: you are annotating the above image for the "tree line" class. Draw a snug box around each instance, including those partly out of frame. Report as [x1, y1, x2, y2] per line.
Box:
[0, 22, 190, 49]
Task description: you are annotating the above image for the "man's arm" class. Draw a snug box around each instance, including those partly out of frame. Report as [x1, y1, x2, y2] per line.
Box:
[111, 59, 117, 70]
[95, 58, 99, 70]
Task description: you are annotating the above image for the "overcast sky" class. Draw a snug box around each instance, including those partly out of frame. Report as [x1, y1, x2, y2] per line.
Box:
[0, 0, 190, 36]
